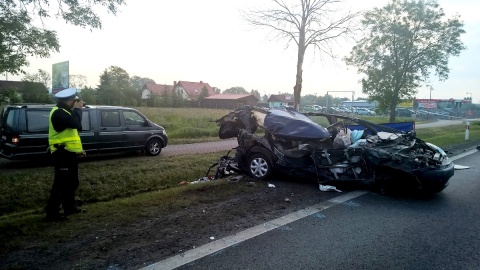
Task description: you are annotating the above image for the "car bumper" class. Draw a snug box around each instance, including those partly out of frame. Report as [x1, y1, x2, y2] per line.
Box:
[413, 161, 454, 192]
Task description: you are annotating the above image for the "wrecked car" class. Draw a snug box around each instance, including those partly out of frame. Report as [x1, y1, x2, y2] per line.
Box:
[215, 106, 454, 193]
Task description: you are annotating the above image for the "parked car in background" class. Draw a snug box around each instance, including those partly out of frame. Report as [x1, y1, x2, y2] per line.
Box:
[0, 104, 168, 160]
[395, 108, 416, 117]
[326, 107, 342, 114]
[215, 106, 454, 194]
[355, 107, 376, 116]
[302, 105, 323, 112]
[338, 106, 355, 113]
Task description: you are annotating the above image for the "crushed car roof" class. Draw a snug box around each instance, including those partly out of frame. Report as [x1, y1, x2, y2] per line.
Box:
[264, 107, 331, 140]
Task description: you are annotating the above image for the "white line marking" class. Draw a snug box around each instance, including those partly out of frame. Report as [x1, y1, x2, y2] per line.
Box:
[140, 190, 368, 270]
[450, 149, 479, 162]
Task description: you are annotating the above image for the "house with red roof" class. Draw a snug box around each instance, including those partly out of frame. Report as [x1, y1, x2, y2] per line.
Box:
[141, 81, 216, 102]
[202, 94, 258, 109]
[173, 81, 215, 100]
[140, 83, 174, 100]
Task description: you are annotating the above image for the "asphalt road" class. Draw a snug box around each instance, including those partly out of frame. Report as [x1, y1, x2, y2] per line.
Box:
[150, 150, 480, 270]
[160, 139, 237, 157]
[414, 119, 465, 128]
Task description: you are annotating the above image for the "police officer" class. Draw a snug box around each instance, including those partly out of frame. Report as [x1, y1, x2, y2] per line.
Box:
[45, 88, 86, 222]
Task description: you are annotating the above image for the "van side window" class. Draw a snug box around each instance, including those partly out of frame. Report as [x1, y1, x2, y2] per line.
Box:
[4, 108, 15, 132]
[81, 111, 91, 131]
[26, 110, 50, 132]
[101, 111, 120, 127]
[123, 111, 145, 126]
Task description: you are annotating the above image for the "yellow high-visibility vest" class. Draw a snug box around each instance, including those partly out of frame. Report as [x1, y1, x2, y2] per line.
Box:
[48, 106, 83, 153]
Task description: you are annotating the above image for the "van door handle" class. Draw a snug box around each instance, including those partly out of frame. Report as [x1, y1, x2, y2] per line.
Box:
[101, 128, 107, 131]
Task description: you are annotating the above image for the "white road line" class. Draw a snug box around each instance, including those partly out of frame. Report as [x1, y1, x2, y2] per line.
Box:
[450, 149, 479, 162]
[140, 190, 368, 270]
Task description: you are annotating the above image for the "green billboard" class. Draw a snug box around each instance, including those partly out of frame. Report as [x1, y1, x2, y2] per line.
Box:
[52, 61, 69, 93]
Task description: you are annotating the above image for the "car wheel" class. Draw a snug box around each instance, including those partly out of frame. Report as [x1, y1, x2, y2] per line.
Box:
[247, 153, 272, 180]
[145, 139, 162, 156]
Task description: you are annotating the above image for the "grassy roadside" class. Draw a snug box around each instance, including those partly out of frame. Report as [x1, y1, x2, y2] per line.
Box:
[1, 150, 261, 250]
[415, 122, 480, 149]
[0, 152, 227, 216]
[0, 179, 261, 252]
[135, 107, 229, 144]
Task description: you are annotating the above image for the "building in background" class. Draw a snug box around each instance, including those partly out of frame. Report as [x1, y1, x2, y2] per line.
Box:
[141, 83, 174, 100]
[341, 100, 376, 109]
[172, 81, 215, 100]
[268, 94, 294, 108]
[413, 98, 471, 110]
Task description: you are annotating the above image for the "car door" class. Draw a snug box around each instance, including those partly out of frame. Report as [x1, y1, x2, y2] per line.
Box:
[98, 109, 125, 150]
[121, 109, 149, 148]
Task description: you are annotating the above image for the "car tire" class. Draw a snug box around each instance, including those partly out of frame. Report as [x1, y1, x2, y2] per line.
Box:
[145, 139, 162, 156]
[247, 153, 272, 180]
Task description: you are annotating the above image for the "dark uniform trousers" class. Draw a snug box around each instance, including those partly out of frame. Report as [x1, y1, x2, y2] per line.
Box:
[45, 148, 79, 215]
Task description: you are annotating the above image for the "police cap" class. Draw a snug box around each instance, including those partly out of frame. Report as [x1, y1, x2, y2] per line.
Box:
[54, 88, 78, 100]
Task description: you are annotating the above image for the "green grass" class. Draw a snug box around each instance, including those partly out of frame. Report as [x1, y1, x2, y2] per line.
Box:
[415, 122, 480, 147]
[0, 152, 226, 216]
[135, 107, 230, 143]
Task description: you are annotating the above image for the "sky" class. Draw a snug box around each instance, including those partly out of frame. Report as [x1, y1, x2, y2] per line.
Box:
[4, 0, 480, 102]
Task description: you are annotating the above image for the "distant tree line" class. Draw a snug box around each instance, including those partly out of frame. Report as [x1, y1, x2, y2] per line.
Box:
[1, 66, 281, 108]
[1, 66, 369, 108]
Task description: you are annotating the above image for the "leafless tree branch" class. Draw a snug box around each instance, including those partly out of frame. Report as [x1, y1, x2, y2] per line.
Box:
[243, 0, 360, 108]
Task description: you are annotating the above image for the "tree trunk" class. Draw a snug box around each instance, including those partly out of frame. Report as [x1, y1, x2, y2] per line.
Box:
[389, 87, 400, 122]
[389, 102, 396, 123]
[294, 44, 306, 110]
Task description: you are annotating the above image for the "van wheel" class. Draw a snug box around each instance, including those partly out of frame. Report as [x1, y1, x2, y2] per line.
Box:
[146, 139, 162, 156]
[247, 153, 272, 180]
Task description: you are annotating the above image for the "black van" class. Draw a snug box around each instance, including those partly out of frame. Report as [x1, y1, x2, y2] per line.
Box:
[0, 104, 168, 160]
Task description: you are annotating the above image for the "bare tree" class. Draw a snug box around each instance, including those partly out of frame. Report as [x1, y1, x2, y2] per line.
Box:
[244, 0, 358, 109]
[69, 75, 88, 89]
[23, 69, 51, 88]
